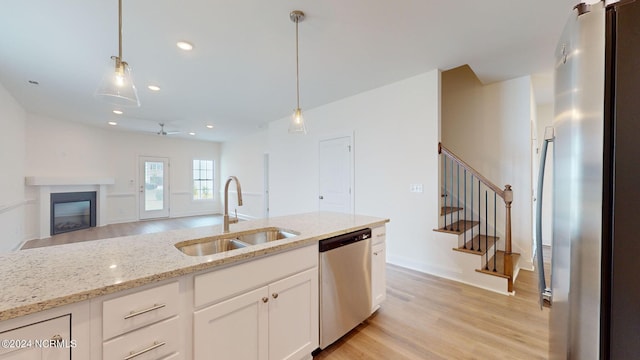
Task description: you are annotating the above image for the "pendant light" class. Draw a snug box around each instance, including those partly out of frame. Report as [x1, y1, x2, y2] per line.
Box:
[95, 0, 140, 107]
[289, 10, 307, 134]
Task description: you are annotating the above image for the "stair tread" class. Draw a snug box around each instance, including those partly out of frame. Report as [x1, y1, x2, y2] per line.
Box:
[434, 220, 479, 235]
[453, 234, 499, 255]
[475, 251, 521, 279]
[440, 206, 463, 216]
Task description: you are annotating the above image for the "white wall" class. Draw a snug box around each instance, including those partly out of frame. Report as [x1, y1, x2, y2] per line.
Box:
[441, 65, 534, 268]
[24, 114, 222, 238]
[222, 69, 442, 273]
[0, 82, 26, 251]
[220, 129, 268, 219]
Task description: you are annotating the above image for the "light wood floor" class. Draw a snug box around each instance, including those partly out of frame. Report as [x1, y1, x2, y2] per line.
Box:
[21, 215, 224, 249]
[315, 263, 550, 360]
[22, 216, 551, 359]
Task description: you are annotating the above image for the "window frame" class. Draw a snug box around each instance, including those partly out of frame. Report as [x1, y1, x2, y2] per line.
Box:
[192, 159, 215, 201]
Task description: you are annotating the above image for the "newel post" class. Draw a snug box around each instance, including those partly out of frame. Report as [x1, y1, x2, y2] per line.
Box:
[503, 184, 514, 292]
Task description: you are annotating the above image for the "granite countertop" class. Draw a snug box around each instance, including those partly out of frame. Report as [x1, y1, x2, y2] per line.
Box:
[0, 212, 388, 322]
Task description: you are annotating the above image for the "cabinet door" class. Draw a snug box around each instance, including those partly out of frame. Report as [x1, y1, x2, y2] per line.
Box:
[371, 242, 387, 312]
[0, 315, 71, 360]
[194, 286, 268, 360]
[268, 268, 318, 360]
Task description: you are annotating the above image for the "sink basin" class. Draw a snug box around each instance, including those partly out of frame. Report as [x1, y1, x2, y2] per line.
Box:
[234, 228, 299, 245]
[174, 227, 299, 256]
[176, 238, 247, 256]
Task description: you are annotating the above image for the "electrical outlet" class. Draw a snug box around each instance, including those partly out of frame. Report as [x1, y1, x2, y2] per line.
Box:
[410, 184, 424, 193]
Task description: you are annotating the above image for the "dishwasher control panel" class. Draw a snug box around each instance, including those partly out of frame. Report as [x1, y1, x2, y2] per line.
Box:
[318, 228, 372, 252]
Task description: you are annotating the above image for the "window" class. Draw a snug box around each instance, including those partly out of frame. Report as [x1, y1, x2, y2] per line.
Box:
[193, 159, 214, 200]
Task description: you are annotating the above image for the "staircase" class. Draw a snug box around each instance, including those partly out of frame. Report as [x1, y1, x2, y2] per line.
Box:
[434, 143, 520, 294]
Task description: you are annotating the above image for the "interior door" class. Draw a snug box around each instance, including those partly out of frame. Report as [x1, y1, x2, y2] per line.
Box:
[139, 156, 170, 220]
[318, 136, 353, 213]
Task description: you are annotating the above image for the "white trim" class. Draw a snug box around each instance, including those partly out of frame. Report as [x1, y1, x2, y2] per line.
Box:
[139, 156, 171, 220]
[318, 131, 356, 214]
[106, 192, 136, 198]
[387, 253, 512, 296]
[0, 199, 26, 215]
[25, 176, 114, 186]
[191, 158, 216, 202]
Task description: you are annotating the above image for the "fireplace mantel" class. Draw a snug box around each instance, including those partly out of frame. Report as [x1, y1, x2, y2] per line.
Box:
[25, 177, 115, 186]
[25, 177, 114, 239]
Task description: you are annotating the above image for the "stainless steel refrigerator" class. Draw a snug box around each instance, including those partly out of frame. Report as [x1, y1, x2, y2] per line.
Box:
[535, 1, 640, 359]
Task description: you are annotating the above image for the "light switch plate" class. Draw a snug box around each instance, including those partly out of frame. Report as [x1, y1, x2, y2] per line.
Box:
[410, 184, 424, 193]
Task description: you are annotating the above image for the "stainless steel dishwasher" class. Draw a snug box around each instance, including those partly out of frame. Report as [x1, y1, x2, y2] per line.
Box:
[318, 228, 372, 349]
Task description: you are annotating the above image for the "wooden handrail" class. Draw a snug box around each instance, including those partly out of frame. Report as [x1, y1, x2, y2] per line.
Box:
[439, 143, 505, 199]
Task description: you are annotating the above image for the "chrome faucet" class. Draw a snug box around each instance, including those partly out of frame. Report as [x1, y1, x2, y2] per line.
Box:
[223, 176, 243, 233]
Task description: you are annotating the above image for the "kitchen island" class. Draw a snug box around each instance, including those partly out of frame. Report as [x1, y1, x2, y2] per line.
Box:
[0, 212, 388, 359]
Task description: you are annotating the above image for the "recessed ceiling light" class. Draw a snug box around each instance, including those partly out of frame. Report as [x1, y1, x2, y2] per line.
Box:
[108, 121, 118, 126]
[113, 110, 123, 115]
[206, 124, 214, 129]
[147, 85, 161, 91]
[189, 132, 196, 136]
[177, 41, 194, 51]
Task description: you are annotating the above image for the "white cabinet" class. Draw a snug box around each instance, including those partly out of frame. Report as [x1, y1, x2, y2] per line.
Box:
[268, 268, 318, 360]
[371, 226, 387, 313]
[102, 316, 180, 360]
[194, 286, 268, 360]
[0, 315, 71, 360]
[193, 245, 318, 360]
[99, 281, 181, 360]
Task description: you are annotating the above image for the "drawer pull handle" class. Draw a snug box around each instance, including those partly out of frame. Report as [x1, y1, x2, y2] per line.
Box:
[124, 303, 166, 319]
[373, 252, 378, 256]
[272, 293, 279, 299]
[124, 341, 166, 360]
[262, 297, 269, 303]
[51, 334, 63, 344]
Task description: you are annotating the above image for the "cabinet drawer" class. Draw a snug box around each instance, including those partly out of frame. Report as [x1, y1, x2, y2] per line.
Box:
[0, 314, 71, 357]
[194, 244, 317, 308]
[103, 281, 179, 340]
[103, 316, 180, 360]
[372, 226, 386, 245]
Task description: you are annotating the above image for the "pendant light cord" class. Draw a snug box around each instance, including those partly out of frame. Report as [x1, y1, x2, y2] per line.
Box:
[118, 0, 123, 60]
[295, 18, 300, 109]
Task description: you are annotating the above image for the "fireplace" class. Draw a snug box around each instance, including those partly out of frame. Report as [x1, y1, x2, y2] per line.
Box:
[50, 191, 97, 236]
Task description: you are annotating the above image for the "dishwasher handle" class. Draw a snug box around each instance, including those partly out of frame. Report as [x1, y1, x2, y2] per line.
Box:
[319, 228, 371, 252]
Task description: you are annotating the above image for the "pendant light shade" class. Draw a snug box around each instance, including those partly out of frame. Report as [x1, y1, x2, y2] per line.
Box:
[95, 0, 140, 107]
[289, 107, 306, 134]
[288, 10, 307, 134]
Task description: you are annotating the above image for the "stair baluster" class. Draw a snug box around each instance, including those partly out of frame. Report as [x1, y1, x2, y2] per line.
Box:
[470, 174, 475, 250]
[456, 164, 460, 231]
[485, 190, 489, 270]
[450, 157, 454, 230]
[463, 169, 467, 249]
[443, 155, 447, 231]
[494, 192, 497, 272]
[478, 179, 481, 253]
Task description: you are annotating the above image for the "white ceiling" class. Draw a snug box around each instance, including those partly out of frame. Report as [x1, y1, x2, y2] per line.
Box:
[0, 0, 580, 142]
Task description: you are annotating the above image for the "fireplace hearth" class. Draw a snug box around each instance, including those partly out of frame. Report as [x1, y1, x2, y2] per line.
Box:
[50, 191, 97, 236]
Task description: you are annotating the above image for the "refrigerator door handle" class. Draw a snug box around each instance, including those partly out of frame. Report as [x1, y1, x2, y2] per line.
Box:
[535, 126, 555, 309]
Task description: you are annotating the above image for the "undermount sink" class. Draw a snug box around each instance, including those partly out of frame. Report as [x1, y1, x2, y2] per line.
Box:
[175, 227, 299, 256]
[176, 238, 248, 256]
[234, 228, 299, 245]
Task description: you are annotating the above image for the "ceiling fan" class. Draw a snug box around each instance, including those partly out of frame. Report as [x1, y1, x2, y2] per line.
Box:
[156, 123, 180, 136]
